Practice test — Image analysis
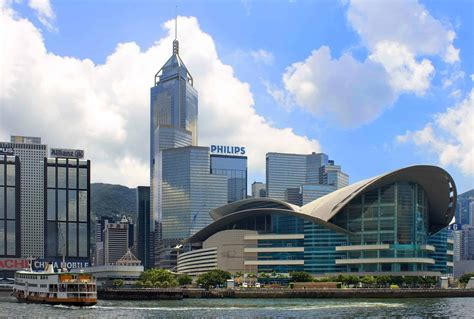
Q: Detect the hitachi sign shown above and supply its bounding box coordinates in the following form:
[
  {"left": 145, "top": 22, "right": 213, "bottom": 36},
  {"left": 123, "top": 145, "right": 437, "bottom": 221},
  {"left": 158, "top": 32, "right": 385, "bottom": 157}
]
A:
[{"left": 210, "top": 145, "right": 246, "bottom": 155}]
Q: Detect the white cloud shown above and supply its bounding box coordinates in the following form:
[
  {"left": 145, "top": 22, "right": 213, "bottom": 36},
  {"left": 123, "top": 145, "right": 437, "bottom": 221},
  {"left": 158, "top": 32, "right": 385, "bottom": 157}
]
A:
[
  {"left": 0, "top": 8, "right": 319, "bottom": 187},
  {"left": 347, "top": 0, "right": 459, "bottom": 63},
  {"left": 369, "top": 41, "right": 434, "bottom": 95},
  {"left": 268, "top": 0, "right": 460, "bottom": 127},
  {"left": 281, "top": 46, "right": 396, "bottom": 127},
  {"left": 250, "top": 49, "right": 274, "bottom": 65},
  {"left": 397, "top": 90, "right": 474, "bottom": 176},
  {"left": 28, "top": 0, "right": 56, "bottom": 31}
]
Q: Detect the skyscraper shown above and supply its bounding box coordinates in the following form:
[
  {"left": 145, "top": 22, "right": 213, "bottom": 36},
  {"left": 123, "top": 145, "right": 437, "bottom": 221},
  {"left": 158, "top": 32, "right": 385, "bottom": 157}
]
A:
[
  {"left": 44, "top": 150, "right": 91, "bottom": 263},
  {"left": 136, "top": 186, "right": 153, "bottom": 269},
  {"left": 266, "top": 152, "right": 348, "bottom": 205},
  {"left": 1, "top": 136, "right": 47, "bottom": 257},
  {"left": 210, "top": 153, "right": 247, "bottom": 202},
  {"left": 251, "top": 182, "right": 266, "bottom": 198},
  {"left": 0, "top": 153, "right": 20, "bottom": 258},
  {"left": 150, "top": 19, "right": 198, "bottom": 227}
]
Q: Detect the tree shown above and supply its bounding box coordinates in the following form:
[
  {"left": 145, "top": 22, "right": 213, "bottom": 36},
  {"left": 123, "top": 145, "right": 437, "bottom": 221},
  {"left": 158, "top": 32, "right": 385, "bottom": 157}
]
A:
[
  {"left": 137, "top": 268, "right": 179, "bottom": 288},
  {"left": 196, "top": 269, "right": 231, "bottom": 289},
  {"left": 177, "top": 274, "right": 193, "bottom": 286},
  {"left": 290, "top": 271, "right": 313, "bottom": 282},
  {"left": 113, "top": 279, "right": 124, "bottom": 288},
  {"left": 459, "top": 273, "right": 474, "bottom": 284}
]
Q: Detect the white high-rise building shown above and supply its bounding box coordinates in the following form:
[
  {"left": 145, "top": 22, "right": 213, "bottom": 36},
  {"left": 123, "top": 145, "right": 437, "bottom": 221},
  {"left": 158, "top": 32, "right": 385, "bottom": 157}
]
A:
[{"left": 4, "top": 136, "right": 47, "bottom": 257}]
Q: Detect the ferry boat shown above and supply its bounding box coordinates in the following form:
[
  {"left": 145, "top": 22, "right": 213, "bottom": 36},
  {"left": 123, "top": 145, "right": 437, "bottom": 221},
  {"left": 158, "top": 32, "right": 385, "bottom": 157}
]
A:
[{"left": 13, "top": 262, "right": 97, "bottom": 306}]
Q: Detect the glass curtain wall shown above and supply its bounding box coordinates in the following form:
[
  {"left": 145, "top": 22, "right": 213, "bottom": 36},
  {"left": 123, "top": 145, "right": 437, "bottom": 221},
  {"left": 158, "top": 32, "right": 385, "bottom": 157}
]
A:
[
  {"left": 0, "top": 155, "right": 20, "bottom": 257},
  {"left": 45, "top": 158, "right": 89, "bottom": 259}
]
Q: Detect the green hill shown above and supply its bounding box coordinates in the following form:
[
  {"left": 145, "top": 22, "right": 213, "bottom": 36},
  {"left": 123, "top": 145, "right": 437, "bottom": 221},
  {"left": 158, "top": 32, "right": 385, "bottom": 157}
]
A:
[{"left": 91, "top": 183, "right": 137, "bottom": 221}]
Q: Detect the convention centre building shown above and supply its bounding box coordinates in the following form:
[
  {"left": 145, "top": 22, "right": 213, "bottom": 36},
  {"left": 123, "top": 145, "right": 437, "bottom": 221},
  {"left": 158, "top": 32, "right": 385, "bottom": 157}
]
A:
[{"left": 177, "top": 165, "right": 455, "bottom": 277}]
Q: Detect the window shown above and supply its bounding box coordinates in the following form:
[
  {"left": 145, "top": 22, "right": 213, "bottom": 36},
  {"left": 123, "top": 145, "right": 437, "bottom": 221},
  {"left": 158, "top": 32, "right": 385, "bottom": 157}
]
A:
[
  {"left": 68, "top": 190, "right": 77, "bottom": 222},
  {"left": 47, "top": 189, "right": 56, "bottom": 221}
]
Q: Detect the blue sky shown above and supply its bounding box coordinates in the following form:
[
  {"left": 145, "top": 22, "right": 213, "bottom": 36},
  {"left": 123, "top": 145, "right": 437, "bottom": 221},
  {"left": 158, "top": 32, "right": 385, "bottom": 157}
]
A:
[{"left": 1, "top": 0, "right": 473, "bottom": 193}]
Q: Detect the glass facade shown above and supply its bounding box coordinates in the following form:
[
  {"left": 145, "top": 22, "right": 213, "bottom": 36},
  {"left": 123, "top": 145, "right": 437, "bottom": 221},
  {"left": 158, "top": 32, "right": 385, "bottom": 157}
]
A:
[
  {"left": 186, "top": 180, "right": 452, "bottom": 276},
  {"left": 137, "top": 186, "right": 153, "bottom": 269},
  {"left": 161, "top": 147, "right": 227, "bottom": 240},
  {"left": 210, "top": 154, "right": 247, "bottom": 202},
  {"left": 44, "top": 158, "right": 90, "bottom": 261},
  {"left": 266, "top": 152, "right": 348, "bottom": 205},
  {"left": 0, "top": 155, "right": 20, "bottom": 257},
  {"left": 150, "top": 41, "right": 198, "bottom": 226}
]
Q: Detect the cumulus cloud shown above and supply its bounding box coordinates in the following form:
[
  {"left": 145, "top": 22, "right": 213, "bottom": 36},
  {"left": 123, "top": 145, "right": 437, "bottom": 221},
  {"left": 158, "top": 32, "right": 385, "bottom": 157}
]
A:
[
  {"left": 0, "top": 6, "right": 319, "bottom": 187},
  {"left": 270, "top": 0, "right": 460, "bottom": 127},
  {"left": 397, "top": 90, "right": 474, "bottom": 176},
  {"left": 28, "top": 0, "right": 56, "bottom": 31},
  {"left": 369, "top": 41, "right": 434, "bottom": 95},
  {"left": 347, "top": 0, "right": 459, "bottom": 63},
  {"left": 281, "top": 46, "right": 396, "bottom": 127}
]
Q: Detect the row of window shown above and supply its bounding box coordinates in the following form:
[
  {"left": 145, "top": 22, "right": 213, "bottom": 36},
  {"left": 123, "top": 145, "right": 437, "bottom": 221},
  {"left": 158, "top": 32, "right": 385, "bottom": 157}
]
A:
[{"left": 47, "top": 166, "right": 87, "bottom": 189}]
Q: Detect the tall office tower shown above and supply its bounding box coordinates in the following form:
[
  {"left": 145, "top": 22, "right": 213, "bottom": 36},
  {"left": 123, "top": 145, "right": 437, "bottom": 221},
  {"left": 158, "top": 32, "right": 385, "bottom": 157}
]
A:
[
  {"left": 0, "top": 153, "right": 21, "bottom": 259},
  {"left": 251, "top": 182, "right": 266, "bottom": 198},
  {"left": 453, "top": 230, "right": 463, "bottom": 261},
  {"left": 1, "top": 136, "right": 47, "bottom": 257},
  {"left": 103, "top": 216, "right": 130, "bottom": 265},
  {"left": 300, "top": 184, "right": 337, "bottom": 205},
  {"left": 157, "top": 146, "right": 227, "bottom": 269},
  {"left": 44, "top": 151, "right": 91, "bottom": 263},
  {"left": 137, "top": 186, "right": 153, "bottom": 269},
  {"left": 319, "top": 161, "right": 349, "bottom": 189},
  {"left": 266, "top": 152, "right": 348, "bottom": 205},
  {"left": 95, "top": 216, "right": 114, "bottom": 244},
  {"left": 210, "top": 153, "right": 247, "bottom": 202},
  {"left": 150, "top": 20, "right": 198, "bottom": 229}
]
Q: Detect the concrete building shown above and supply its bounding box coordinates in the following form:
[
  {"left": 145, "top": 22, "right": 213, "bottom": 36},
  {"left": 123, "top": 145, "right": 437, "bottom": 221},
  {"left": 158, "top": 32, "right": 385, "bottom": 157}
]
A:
[
  {"left": 178, "top": 165, "right": 456, "bottom": 277},
  {"left": 266, "top": 152, "right": 348, "bottom": 206},
  {"left": 1, "top": 136, "right": 47, "bottom": 257},
  {"left": 251, "top": 182, "right": 266, "bottom": 198},
  {"left": 103, "top": 216, "right": 130, "bottom": 265}
]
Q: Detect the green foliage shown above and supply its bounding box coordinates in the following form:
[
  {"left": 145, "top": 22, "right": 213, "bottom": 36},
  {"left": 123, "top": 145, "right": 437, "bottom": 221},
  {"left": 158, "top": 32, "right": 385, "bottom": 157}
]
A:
[
  {"left": 459, "top": 273, "right": 474, "bottom": 284},
  {"left": 177, "top": 274, "right": 193, "bottom": 286},
  {"left": 137, "top": 268, "right": 179, "bottom": 288},
  {"left": 289, "top": 271, "right": 313, "bottom": 282},
  {"left": 112, "top": 279, "right": 124, "bottom": 288},
  {"left": 196, "top": 269, "right": 232, "bottom": 289}
]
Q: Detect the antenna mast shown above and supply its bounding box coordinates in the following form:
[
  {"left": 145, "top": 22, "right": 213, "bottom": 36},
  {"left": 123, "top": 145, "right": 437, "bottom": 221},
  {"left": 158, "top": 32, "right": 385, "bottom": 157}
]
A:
[{"left": 173, "top": 4, "right": 179, "bottom": 55}]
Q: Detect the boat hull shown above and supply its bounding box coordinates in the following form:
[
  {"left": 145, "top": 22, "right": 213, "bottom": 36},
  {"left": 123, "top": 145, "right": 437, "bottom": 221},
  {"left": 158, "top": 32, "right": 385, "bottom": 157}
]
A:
[{"left": 14, "top": 291, "right": 97, "bottom": 306}]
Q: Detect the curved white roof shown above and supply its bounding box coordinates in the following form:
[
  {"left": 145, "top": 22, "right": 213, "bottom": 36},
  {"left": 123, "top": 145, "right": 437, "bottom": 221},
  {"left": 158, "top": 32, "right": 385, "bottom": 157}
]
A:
[
  {"left": 301, "top": 165, "right": 456, "bottom": 234},
  {"left": 188, "top": 165, "right": 456, "bottom": 244}
]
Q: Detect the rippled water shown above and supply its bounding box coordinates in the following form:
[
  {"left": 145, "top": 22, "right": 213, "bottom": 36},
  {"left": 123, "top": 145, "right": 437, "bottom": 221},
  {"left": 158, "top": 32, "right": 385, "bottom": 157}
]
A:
[{"left": 1, "top": 296, "right": 473, "bottom": 318}]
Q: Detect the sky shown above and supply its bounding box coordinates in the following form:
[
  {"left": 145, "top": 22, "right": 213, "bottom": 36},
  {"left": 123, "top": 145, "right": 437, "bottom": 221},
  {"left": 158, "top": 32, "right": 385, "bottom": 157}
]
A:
[{"left": 1, "top": 0, "right": 473, "bottom": 193}]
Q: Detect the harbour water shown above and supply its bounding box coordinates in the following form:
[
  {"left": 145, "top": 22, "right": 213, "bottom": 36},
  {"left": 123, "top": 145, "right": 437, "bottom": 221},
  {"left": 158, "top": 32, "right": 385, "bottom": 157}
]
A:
[{"left": 1, "top": 296, "right": 474, "bottom": 318}]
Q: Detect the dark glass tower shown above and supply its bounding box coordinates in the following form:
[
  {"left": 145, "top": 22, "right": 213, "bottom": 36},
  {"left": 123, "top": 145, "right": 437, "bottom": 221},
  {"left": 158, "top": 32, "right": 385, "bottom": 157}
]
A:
[{"left": 137, "top": 186, "right": 153, "bottom": 269}]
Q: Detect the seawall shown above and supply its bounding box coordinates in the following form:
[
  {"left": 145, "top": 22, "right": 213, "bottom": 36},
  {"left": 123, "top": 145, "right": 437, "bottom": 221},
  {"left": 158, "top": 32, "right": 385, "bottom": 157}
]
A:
[{"left": 99, "top": 288, "right": 474, "bottom": 300}]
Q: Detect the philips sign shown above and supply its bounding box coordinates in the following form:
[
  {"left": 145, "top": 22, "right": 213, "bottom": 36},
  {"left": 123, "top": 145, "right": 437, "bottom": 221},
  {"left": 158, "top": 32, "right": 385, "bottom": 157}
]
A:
[
  {"left": 50, "top": 148, "right": 84, "bottom": 159},
  {"left": 210, "top": 145, "right": 246, "bottom": 155}
]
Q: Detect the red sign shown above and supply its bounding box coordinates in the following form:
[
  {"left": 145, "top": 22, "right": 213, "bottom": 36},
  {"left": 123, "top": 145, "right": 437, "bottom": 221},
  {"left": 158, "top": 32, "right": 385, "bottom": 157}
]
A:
[{"left": 0, "top": 258, "right": 29, "bottom": 270}]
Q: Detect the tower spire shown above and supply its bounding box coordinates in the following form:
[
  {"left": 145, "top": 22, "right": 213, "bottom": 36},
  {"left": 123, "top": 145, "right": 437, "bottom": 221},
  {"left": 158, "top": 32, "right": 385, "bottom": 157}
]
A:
[{"left": 173, "top": 4, "right": 179, "bottom": 55}]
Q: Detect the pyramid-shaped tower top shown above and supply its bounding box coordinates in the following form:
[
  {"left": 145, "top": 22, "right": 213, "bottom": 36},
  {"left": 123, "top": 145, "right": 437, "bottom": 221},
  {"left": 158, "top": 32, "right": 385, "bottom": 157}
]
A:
[{"left": 154, "top": 13, "right": 193, "bottom": 86}]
